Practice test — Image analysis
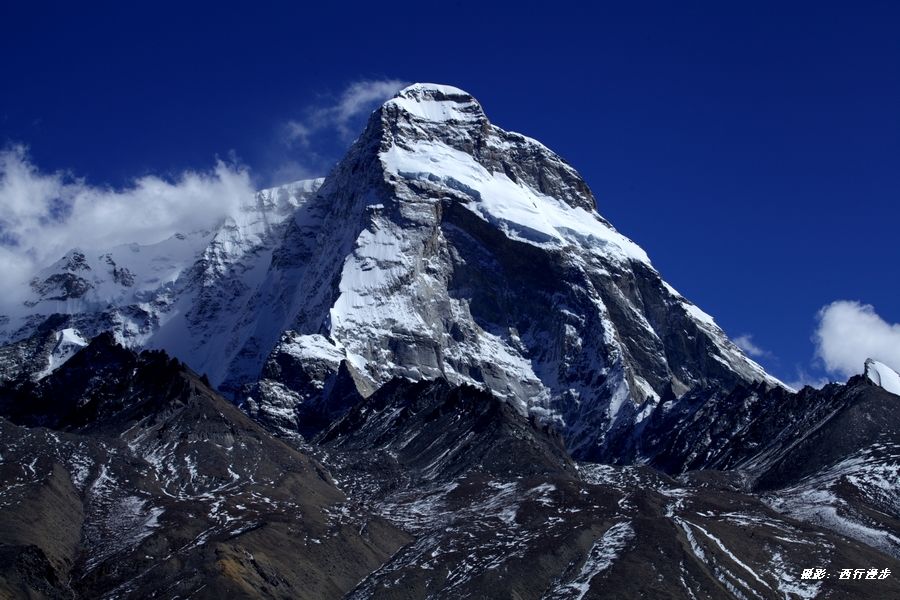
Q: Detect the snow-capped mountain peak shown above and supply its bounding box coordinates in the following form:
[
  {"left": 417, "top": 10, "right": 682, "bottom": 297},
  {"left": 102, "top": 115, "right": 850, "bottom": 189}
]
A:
[
  {"left": 864, "top": 358, "right": 900, "bottom": 396},
  {"left": 2, "top": 83, "right": 784, "bottom": 457},
  {"left": 386, "top": 83, "right": 486, "bottom": 123},
  {"left": 241, "top": 83, "right": 784, "bottom": 457}
]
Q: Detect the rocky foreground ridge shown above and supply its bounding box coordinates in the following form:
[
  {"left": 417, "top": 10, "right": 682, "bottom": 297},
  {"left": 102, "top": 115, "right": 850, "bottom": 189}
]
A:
[{"left": 0, "top": 336, "right": 898, "bottom": 598}]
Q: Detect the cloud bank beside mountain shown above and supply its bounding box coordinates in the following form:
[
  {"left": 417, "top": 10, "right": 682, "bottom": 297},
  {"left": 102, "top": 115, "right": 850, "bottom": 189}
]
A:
[
  {"left": 0, "top": 146, "right": 254, "bottom": 311},
  {"left": 814, "top": 300, "right": 900, "bottom": 379}
]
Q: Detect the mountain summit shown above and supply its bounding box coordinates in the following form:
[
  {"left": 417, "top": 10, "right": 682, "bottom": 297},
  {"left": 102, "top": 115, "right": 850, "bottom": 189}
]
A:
[
  {"left": 229, "top": 82, "right": 782, "bottom": 456},
  {"left": 1, "top": 83, "right": 781, "bottom": 457}
]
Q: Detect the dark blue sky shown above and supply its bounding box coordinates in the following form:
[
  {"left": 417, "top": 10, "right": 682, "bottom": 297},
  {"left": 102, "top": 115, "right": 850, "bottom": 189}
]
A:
[{"left": 2, "top": 1, "right": 898, "bottom": 385}]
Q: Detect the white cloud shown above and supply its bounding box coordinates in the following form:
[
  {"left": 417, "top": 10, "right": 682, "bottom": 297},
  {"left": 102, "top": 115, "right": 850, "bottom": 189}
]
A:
[
  {"left": 814, "top": 300, "right": 900, "bottom": 379},
  {"left": 0, "top": 145, "right": 255, "bottom": 311},
  {"left": 285, "top": 78, "right": 408, "bottom": 146},
  {"left": 733, "top": 334, "right": 771, "bottom": 358}
]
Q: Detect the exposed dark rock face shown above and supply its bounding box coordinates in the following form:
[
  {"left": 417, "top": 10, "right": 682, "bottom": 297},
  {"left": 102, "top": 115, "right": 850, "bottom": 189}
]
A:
[
  {"left": 629, "top": 376, "right": 899, "bottom": 486},
  {"left": 318, "top": 378, "right": 575, "bottom": 481},
  {"left": 600, "top": 372, "right": 900, "bottom": 561},
  {"left": 0, "top": 314, "right": 75, "bottom": 384},
  {"left": 309, "top": 370, "right": 900, "bottom": 599}
]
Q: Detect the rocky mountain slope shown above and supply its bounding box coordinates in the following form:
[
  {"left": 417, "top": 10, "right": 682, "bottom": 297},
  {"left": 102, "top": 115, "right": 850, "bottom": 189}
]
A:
[
  {"left": 0, "top": 335, "right": 407, "bottom": 599},
  {"left": 274, "top": 362, "right": 900, "bottom": 599},
  {"left": 620, "top": 363, "right": 900, "bottom": 559},
  {"left": 2, "top": 340, "right": 898, "bottom": 599}
]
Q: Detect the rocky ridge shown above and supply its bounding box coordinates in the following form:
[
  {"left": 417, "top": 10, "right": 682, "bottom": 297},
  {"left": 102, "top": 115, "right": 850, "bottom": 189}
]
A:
[{"left": 2, "top": 340, "right": 899, "bottom": 598}]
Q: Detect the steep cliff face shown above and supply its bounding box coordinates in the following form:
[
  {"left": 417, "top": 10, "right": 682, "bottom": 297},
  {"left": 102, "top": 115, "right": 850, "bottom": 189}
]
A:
[{"left": 242, "top": 84, "right": 780, "bottom": 456}]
